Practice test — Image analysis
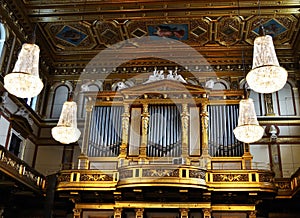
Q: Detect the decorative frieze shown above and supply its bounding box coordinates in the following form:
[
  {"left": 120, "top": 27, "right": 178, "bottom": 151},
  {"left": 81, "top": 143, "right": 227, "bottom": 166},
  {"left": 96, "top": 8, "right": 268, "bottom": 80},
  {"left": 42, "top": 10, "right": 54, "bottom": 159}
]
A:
[
  {"left": 213, "top": 174, "right": 249, "bottom": 182},
  {"left": 189, "top": 170, "right": 206, "bottom": 179},
  {"left": 142, "top": 169, "right": 179, "bottom": 177},
  {"left": 80, "top": 174, "right": 113, "bottom": 181},
  {"left": 119, "top": 170, "right": 133, "bottom": 179}
]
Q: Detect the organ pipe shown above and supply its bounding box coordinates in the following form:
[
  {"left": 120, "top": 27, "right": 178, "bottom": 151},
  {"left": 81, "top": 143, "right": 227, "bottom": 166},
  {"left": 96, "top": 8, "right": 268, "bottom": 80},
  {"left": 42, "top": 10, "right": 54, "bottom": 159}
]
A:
[
  {"left": 88, "top": 106, "right": 123, "bottom": 157},
  {"left": 208, "top": 104, "right": 243, "bottom": 157},
  {"left": 147, "top": 105, "right": 182, "bottom": 157}
]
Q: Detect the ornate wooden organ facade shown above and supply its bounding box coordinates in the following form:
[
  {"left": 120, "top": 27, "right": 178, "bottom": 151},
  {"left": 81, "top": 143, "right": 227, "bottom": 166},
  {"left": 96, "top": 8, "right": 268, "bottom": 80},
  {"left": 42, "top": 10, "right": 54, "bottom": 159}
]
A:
[
  {"left": 81, "top": 80, "right": 245, "bottom": 163},
  {"left": 57, "top": 80, "right": 276, "bottom": 218}
]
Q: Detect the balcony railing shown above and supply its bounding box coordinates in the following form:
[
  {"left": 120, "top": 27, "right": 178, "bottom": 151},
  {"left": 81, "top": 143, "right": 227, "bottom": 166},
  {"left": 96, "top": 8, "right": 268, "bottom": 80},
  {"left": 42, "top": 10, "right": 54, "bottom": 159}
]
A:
[
  {"left": 291, "top": 167, "right": 300, "bottom": 196},
  {"left": 206, "top": 170, "right": 276, "bottom": 192},
  {"left": 0, "top": 146, "right": 46, "bottom": 193},
  {"left": 117, "top": 164, "right": 206, "bottom": 189},
  {"left": 56, "top": 169, "right": 118, "bottom": 191},
  {"left": 56, "top": 165, "right": 277, "bottom": 194}
]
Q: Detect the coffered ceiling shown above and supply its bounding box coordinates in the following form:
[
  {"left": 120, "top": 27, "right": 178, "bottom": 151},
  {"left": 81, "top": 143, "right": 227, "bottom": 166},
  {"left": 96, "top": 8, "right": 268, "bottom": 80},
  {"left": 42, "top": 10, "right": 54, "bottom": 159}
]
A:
[{"left": 2, "top": 0, "right": 300, "bottom": 79}]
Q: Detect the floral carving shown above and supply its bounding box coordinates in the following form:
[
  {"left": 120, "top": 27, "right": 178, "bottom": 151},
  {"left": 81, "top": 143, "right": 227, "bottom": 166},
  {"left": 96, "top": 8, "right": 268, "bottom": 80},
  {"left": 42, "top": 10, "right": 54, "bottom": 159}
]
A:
[
  {"left": 143, "top": 169, "right": 179, "bottom": 177},
  {"left": 189, "top": 170, "right": 206, "bottom": 179},
  {"left": 276, "top": 181, "right": 291, "bottom": 190},
  {"left": 58, "top": 174, "right": 71, "bottom": 182},
  {"left": 119, "top": 170, "right": 133, "bottom": 179},
  {"left": 259, "top": 173, "right": 274, "bottom": 182},
  {"left": 80, "top": 174, "right": 113, "bottom": 181},
  {"left": 213, "top": 174, "right": 248, "bottom": 182}
]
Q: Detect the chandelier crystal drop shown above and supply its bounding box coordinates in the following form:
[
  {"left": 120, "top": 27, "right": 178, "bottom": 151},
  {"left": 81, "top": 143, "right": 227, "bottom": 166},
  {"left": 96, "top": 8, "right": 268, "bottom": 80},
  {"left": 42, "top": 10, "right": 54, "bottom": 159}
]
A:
[
  {"left": 246, "top": 35, "right": 287, "bottom": 93},
  {"left": 51, "top": 101, "right": 81, "bottom": 144},
  {"left": 4, "top": 43, "right": 43, "bottom": 98},
  {"left": 233, "top": 98, "right": 264, "bottom": 143}
]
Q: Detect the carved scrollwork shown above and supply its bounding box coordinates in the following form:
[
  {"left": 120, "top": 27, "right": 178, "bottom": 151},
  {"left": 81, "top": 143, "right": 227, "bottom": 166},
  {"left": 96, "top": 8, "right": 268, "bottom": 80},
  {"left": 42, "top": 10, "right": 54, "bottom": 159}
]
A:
[
  {"left": 80, "top": 174, "right": 113, "bottom": 181},
  {"left": 189, "top": 170, "right": 206, "bottom": 179},
  {"left": 57, "top": 174, "right": 71, "bottom": 182},
  {"left": 259, "top": 173, "right": 274, "bottom": 182},
  {"left": 119, "top": 170, "right": 133, "bottom": 179},
  {"left": 276, "top": 181, "right": 291, "bottom": 190},
  {"left": 0, "top": 148, "right": 45, "bottom": 188},
  {"left": 143, "top": 169, "right": 179, "bottom": 177},
  {"left": 213, "top": 173, "right": 248, "bottom": 182},
  {"left": 2, "top": 156, "right": 21, "bottom": 172}
]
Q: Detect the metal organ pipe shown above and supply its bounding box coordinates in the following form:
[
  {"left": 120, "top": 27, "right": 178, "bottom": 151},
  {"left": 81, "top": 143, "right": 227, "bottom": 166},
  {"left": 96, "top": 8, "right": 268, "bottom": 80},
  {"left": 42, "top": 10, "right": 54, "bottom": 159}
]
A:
[
  {"left": 147, "top": 105, "right": 182, "bottom": 157},
  {"left": 208, "top": 104, "right": 243, "bottom": 157},
  {"left": 88, "top": 106, "right": 123, "bottom": 157}
]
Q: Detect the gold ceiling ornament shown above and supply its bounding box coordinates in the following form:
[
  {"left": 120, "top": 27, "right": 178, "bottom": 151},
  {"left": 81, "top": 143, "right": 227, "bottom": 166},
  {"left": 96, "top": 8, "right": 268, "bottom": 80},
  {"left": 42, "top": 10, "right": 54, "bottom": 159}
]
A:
[
  {"left": 51, "top": 101, "right": 81, "bottom": 144},
  {"left": 233, "top": 98, "right": 264, "bottom": 144},
  {"left": 4, "top": 43, "right": 44, "bottom": 98},
  {"left": 246, "top": 27, "right": 288, "bottom": 94}
]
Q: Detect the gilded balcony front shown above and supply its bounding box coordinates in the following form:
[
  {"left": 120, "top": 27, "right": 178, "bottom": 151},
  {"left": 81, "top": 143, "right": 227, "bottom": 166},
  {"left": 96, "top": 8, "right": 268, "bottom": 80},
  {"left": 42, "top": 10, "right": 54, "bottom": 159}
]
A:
[
  {"left": 0, "top": 146, "right": 46, "bottom": 193},
  {"left": 56, "top": 168, "right": 277, "bottom": 194},
  {"left": 117, "top": 164, "right": 206, "bottom": 189}
]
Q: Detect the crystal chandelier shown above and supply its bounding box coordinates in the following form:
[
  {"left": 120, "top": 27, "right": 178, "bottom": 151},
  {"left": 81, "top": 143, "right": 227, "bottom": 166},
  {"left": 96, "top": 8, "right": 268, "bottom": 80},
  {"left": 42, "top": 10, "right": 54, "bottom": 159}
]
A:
[
  {"left": 4, "top": 43, "right": 44, "bottom": 98},
  {"left": 246, "top": 31, "right": 287, "bottom": 94},
  {"left": 233, "top": 98, "right": 264, "bottom": 143},
  {"left": 51, "top": 101, "right": 81, "bottom": 144}
]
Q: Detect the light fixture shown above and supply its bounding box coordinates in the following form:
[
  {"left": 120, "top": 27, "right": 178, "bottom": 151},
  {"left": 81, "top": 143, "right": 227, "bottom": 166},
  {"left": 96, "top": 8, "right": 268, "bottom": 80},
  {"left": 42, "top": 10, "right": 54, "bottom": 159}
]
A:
[
  {"left": 269, "top": 125, "right": 278, "bottom": 141},
  {"left": 51, "top": 101, "right": 81, "bottom": 144},
  {"left": 246, "top": 27, "right": 287, "bottom": 93},
  {"left": 233, "top": 98, "right": 264, "bottom": 143},
  {"left": 4, "top": 43, "right": 43, "bottom": 98}
]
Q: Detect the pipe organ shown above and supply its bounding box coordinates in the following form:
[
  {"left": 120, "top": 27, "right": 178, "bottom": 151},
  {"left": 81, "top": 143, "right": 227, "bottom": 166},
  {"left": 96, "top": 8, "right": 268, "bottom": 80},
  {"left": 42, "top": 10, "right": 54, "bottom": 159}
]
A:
[
  {"left": 84, "top": 81, "right": 246, "bottom": 162},
  {"left": 88, "top": 106, "right": 124, "bottom": 157},
  {"left": 86, "top": 104, "right": 243, "bottom": 159},
  {"left": 64, "top": 82, "right": 278, "bottom": 218},
  {"left": 208, "top": 104, "right": 244, "bottom": 157}
]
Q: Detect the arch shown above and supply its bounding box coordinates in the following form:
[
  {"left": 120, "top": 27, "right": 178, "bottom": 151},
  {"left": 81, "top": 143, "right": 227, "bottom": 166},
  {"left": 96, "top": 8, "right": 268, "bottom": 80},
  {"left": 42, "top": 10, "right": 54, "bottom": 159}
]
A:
[
  {"left": 78, "top": 80, "right": 103, "bottom": 118},
  {"left": 206, "top": 78, "right": 230, "bottom": 90},
  {"left": 111, "top": 80, "right": 135, "bottom": 91},
  {"left": 81, "top": 80, "right": 103, "bottom": 92},
  {"left": 50, "top": 81, "right": 73, "bottom": 92},
  {"left": 48, "top": 81, "right": 73, "bottom": 119}
]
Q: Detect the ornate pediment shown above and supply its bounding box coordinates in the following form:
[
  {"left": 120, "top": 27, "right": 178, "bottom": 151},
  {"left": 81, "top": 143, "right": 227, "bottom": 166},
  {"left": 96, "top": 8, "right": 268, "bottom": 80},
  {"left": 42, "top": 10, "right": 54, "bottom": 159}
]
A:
[{"left": 119, "top": 79, "right": 208, "bottom": 98}]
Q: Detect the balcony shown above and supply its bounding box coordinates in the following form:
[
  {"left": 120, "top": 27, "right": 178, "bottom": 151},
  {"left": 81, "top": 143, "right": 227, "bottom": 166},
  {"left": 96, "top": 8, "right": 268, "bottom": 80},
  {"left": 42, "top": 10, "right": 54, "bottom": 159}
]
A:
[
  {"left": 207, "top": 170, "right": 276, "bottom": 193},
  {"left": 118, "top": 164, "right": 206, "bottom": 189},
  {"left": 56, "top": 169, "right": 118, "bottom": 191},
  {"left": 0, "top": 146, "right": 46, "bottom": 194},
  {"left": 56, "top": 165, "right": 277, "bottom": 195}
]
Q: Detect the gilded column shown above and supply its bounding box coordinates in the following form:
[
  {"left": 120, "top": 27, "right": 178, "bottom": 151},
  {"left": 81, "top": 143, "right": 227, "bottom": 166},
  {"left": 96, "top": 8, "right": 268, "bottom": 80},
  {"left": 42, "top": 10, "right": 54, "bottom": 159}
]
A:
[
  {"left": 78, "top": 99, "right": 93, "bottom": 169},
  {"left": 181, "top": 102, "right": 189, "bottom": 161},
  {"left": 114, "top": 208, "right": 123, "bottom": 218},
  {"left": 200, "top": 101, "right": 211, "bottom": 169},
  {"left": 242, "top": 143, "right": 253, "bottom": 170},
  {"left": 202, "top": 208, "right": 211, "bottom": 218},
  {"left": 139, "top": 104, "right": 149, "bottom": 159},
  {"left": 135, "top": 208, "right": 144, "bottom": 218},
  {"left": 180, "top": 208, "right": 189, "bottom": 218},
  {"left": 264, "top": 93, "right": 275, "bottom": 116},
  {"left": 119, "top": 103, "right": 130, "bottom": 158}
]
